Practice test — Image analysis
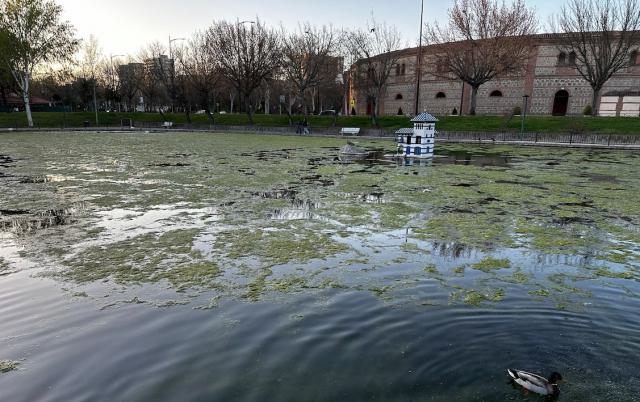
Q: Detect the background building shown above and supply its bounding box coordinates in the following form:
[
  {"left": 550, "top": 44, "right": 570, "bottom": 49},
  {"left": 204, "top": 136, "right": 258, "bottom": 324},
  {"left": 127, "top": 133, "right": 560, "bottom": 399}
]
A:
[{"left": 350, "top": 33, "right": 640, "bottom": 117}]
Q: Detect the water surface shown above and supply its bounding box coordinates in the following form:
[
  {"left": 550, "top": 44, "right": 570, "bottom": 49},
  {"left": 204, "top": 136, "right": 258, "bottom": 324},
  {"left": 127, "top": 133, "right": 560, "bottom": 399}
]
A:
[{"left": 1, "top": 132, "right": 639, "bottom": 401}]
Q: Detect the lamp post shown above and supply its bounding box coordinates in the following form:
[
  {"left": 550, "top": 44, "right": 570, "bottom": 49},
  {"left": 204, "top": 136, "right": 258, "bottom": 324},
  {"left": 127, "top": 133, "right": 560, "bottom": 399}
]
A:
[
  {"left": 168, "top": 36, "right": 186, "bottom": 113},
  {"left": 415, "top": 0, "right": 425, "bottom": 116},
  {"left": 521, "top": 94, "right": 530, "bottom": 136}
]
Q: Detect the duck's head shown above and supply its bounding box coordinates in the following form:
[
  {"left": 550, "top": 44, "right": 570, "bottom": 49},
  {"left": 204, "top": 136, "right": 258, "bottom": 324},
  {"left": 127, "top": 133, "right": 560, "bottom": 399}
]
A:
[{"left": 548, "top": 372, "right": 563, "bottom": 384}]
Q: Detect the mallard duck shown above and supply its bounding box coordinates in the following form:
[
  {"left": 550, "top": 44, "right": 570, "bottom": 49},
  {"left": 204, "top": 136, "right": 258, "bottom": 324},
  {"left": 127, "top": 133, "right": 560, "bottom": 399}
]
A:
[{"left": 508, "top": 369, "right": 563, "bottom": 397}]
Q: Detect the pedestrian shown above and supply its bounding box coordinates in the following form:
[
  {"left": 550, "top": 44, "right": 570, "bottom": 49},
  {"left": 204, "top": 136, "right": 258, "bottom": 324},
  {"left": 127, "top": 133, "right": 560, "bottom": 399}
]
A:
[{"left": 303, "top": 118, "right": 309, "bottom": 135}]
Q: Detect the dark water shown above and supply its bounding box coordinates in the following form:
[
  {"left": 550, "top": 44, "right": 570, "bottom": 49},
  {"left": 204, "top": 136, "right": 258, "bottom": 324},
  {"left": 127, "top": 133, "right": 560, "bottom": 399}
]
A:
[{"left": 1, "top": 132, "right": 639, "bottom": 401}]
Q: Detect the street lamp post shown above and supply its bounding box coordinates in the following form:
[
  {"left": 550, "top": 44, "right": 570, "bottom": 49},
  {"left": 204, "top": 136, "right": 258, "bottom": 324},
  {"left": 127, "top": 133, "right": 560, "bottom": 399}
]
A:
[
  {"left": 168, "top": 36, "right": 186, "bottom": 113},
  {"left": 521, "top": 94, "right": 530, "bottom": 136},
  {"left": 415, "top": 0, "right": 425, "bottom": 116}
]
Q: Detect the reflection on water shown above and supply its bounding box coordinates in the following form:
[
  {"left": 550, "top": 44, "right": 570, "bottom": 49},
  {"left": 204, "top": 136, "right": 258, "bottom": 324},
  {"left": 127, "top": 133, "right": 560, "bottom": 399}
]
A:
[{"left": 434, "top": 150, "right": 511, "bottom": 167}]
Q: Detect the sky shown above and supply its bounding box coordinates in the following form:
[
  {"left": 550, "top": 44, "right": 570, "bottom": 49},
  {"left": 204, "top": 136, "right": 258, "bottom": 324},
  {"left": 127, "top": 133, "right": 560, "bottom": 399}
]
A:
[{"left": 58, "top": 0, "right": 559, "bottom": 56}]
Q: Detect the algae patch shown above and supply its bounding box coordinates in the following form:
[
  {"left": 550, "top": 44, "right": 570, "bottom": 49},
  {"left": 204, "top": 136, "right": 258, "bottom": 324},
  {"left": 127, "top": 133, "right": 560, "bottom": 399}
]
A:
[
  {"left": 471, "top": 257, "right": 511, "bottom": 273},
  {"left": 450, "top": 288, "right": 506, "bottom": 306},
  {"left": 0, "top": 360, "right": 19, "bottom": 373}
]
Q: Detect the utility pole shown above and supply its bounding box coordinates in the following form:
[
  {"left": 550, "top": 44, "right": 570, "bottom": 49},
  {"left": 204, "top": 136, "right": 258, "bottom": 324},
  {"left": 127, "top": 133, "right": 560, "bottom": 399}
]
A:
[{"left": 414, "top": 0, "right": 425, "bottom": 115}]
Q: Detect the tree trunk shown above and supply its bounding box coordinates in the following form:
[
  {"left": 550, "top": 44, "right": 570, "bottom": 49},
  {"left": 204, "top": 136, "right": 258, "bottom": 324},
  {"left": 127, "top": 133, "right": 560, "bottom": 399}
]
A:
[
  {"left": 300, "top": 89, "right": 308, "bottom": 116},
  {"left": 469, "top": 85, "right": 479, "bottom": 116},
  {"left": 230, "top": 93, "right": 235, "bottom": 114},
  {"left": 591, "top": 86, "right": 601, "bottom": 116},
  {"left": 22, "top": 72, "right": 33, "bottom": 127},
  {"left": 246, "top": 98, "right": 254, "bottom": 125},
  {"left": 371, "top": 97, "right": 379, "bottom": 128}
]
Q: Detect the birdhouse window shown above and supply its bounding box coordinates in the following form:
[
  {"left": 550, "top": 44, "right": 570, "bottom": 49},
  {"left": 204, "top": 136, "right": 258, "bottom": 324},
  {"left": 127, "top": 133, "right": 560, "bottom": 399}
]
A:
[{"left": 436, "top": 92, "right": 446, "bottom": 99}]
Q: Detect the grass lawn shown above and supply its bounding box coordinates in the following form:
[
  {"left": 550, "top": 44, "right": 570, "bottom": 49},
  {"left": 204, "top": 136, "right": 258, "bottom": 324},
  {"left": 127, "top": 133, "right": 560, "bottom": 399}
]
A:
[{"left": 1, "top": 111, "right": 639, "bottom": 134}]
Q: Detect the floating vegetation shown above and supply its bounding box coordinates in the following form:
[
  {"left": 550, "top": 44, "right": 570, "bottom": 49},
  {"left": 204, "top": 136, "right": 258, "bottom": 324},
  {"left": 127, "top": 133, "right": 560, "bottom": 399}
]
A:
[
  {"left": 0, "top": 132, "right": 638, "bottom": 309},
  {"left": 592, "top": 267, "right": 635, "bottom": 280},
  {"left": 0, "top": 360, "right": 19, "bottom": 373},
  {"left": 471, "top": 257, "right": 511, "bottom": 273},
  {"left": 450, "top": 288, "right": 506, "bottom": 306},
  {"left": 0, "top": 205, "right": 83, "bottom": 234}
]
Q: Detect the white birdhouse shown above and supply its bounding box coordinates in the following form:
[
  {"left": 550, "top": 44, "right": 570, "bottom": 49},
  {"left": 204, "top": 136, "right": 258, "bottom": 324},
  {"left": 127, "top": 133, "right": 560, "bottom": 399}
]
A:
[{"left": 395, "top": 112, "right": 438, "bottom": 158}]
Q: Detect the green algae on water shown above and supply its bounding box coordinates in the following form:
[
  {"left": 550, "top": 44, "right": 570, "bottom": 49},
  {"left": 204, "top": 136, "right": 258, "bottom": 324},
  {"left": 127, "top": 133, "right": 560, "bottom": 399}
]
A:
[
  {"left": 450, "top": 288, "right": 506, "bottom": 306},
  {"left": 471, "top": 257, "right": 511, "bottom": 273}
]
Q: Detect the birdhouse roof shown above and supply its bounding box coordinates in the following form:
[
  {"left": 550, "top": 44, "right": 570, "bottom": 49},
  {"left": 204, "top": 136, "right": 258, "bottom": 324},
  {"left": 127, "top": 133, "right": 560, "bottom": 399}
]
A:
[
  {"left": 411, "top": 112, "right": 439, "bottom": 123},
  {"left": 395, "top": 128, "right": 414, "bottom": 134}
]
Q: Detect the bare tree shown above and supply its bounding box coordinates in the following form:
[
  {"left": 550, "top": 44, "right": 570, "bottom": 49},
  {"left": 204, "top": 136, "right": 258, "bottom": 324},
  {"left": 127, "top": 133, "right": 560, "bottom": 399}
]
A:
[
  {"left": 176, "top": 31, "right": 221, "bottom": 123},
  {"left": 0, "top": 0, "right": 78, "bottom": 126},
  {"left": 0, "top": 27, "right": 16, "bottom": 110},
  {"left": 425, "top": 0, "right": 537, "bottom": 115},
  {"left": 553, "top": 0, "right": 640, "bottom": 115},
  {"left": 118, "top": 58, "right": 143, "bottom": 112},
  {"left": 208, "top": 20, "right": 281, "bottom": 125},
  {"left": 281, "top": 23, "right": 338, "bottom": 116},
  {"left": 345, "top": 20, "right": 403, "bottom": 127},
  {"left": 138, "top": 43, "right": 170, "bottom": 114},
  {"left": 80, "top": 35, "right": 103, "bottom": 124}
]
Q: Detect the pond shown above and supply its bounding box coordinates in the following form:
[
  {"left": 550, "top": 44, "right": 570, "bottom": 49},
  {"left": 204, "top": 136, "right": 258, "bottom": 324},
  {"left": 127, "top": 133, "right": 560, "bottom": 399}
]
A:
[{"left": 1, "top": 132, "right": 639, "bottom": 401}]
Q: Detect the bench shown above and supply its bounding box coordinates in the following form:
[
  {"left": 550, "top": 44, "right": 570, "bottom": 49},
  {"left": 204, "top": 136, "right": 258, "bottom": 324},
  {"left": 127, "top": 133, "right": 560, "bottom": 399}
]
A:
[
  {"left": 162, "top": 122, "right": 174, "bottom": 129},
  {"left": 340, "top": 127, "right": 361, "bottom": 136}
]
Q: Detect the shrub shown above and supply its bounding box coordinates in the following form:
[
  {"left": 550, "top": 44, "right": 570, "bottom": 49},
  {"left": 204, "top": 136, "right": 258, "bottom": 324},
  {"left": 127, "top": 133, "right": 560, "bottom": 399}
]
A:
[{"left": 583, "top": 104, "right": 593, "bottom": 116}]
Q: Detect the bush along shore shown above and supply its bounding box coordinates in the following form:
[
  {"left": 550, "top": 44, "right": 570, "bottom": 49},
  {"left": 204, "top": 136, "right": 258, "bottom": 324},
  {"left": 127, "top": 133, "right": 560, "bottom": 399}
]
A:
[{"left": 1, "top": 112, "right": 640, "bottom": 135}]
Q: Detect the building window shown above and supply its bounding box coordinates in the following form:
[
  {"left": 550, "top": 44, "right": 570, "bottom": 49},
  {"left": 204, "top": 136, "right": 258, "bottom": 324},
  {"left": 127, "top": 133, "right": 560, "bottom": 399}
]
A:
[
  {"left": 568, "top": 52, "right": 577, "bottom": 65},
  {"left": 401, "top": 64, "right": 406, "bottom": 75},
  {"left": 415, "top": 147, "right": 422, "bottom": 156},
  {"left": 435, "top": 92, "right": 446, "bottom": 99},
  {"left": 630, "top": 50, "right": 638, "bottom": 66},
  {"left": 558, "top": 52, "right": 567, "bottom": 66},
  {"left": 396, "top": 94, "right": 403, "bottom": 100},
  {"left": 416, "top": 136, "right": 422, "bottom": 144},
  {"left": 396, "top": 64, "right": 401, "bottom": 76},
  {"left": 490, "top": 90, "right": 503, "bottom": 97}
]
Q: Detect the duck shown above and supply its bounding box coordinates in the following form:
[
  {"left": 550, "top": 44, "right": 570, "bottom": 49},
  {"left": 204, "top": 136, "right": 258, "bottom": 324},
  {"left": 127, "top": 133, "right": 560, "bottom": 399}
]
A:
[{"left": 507, "top": 369, "right": 563, "bottom": 397}]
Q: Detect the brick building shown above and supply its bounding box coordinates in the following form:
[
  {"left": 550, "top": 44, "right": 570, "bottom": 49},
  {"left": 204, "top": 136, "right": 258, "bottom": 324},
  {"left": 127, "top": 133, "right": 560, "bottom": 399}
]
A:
[{"left": 349, "top": 33, "right": 640, "bottom": 117}]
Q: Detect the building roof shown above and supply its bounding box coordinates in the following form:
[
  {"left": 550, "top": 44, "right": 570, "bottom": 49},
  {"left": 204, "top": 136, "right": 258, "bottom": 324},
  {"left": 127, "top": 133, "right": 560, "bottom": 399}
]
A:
[
  {"left": 411, "top": 112, "right": 439, "bottom": 123},
  {"left": 395, "top": 128, "right": 414, "bottom": 134},
  {"left": 6, "top": 94, "right": 51, "bottom": 106}
]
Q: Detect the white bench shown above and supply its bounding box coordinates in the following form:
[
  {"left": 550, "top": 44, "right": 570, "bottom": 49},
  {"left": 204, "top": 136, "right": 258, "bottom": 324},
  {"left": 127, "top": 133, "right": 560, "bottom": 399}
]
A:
[
  {"left": 340, "top": 127, "right": 361, "bottom": 136},
  {"left": 162, "top": 122, "right": 174, "bottom": 129}
]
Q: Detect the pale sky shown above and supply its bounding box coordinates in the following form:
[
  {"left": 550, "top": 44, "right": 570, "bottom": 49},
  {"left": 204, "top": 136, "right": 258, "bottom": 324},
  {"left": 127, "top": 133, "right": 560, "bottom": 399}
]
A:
[{"left": 58, "top": 0, "right": 559, "bottom": 56}]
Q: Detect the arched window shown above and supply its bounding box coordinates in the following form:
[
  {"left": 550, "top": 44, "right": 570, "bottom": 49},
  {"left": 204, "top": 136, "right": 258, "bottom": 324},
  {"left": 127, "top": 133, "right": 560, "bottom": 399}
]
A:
[
  {"left": 401, "top": 64, "right": 406, "bottom": 75},
  {"left": 568, "top": 52, "right": 577, "bottom": 65},
  {"left": 558, "top": 52, "right": 567, "bottom": 66},
  {"left": 435, "top": 92, "right": 447, "bottom": 99},
  {"left": 490, "top": 90, "right": 503, "bottom": 97},
  {"left": 395, "top": 93, "right": 403, "bottom": 100},
  {"left": 630, "top": 50, "right": 638, "bottom": 66},
  {"left": 396, "top": 64, "right": 401, "bottom": 76}
]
